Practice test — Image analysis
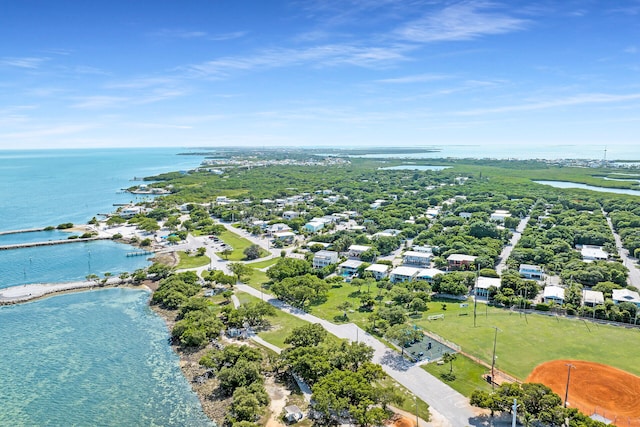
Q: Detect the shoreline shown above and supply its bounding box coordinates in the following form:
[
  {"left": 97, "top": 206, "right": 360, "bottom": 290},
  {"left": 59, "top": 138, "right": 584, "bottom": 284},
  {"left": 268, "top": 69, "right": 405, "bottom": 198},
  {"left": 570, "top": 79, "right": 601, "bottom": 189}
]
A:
[{"left": 0, "top": 279, "right": 151, "bottom": 306}]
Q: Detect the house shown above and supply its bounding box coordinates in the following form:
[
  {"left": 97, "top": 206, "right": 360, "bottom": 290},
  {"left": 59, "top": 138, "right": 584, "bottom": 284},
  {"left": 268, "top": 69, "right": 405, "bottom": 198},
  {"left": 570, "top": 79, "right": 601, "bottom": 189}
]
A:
[
  {"left": 307, "top": 241, "right": 331, "bottom": 249},
  {"left": 348, "top": 245, "right": 371, "bottom": 258},
  {"left": 425, "top": 207, "right": 440, "bottom": 218},
  {"left": 339, "top": 259, "right": 363, "bottom": 276},
  {"left": 365, "top": 263, "right": 389, "bottom": 280},
  {"left": 447, "top": 254, "right": 477, "bottom": 270},
  {"left": 312, "top": 250, "right": 339, "bottom": 269},
  {"left": 415, "top": 268, "right": 445, "bottom": 283},
  {"left": 582, "top": 290, "right": 604, "bottom": 307},
  {"left": 284, "top": 405, "right": 304, "bottom": 423},
  {"left": 304, "top": 221, "right": 324, "bottom": 233},
  {"left": 490, "top": 210, "right": 512, "bottom": 222},
  {"left": 119, "top": 205, "right": 144, "bottom": 219},
  {"left": 268, "top": 223, "right": 292, "bottom": 235},
  {"left": 543, "top": 285, "right": 565, "bottom": 305},
  {"left": 273, "top": 231, "right": 295, "bottom": 243},
  {"left": 390, "top": 266, "right": 420, "bottom": 283},
  {"left": 402, "top": 251, "right": 432, "bottom": 267},
  {"left": 612, "top": 289, "right": 640, "bottom": 308},
  {"left": 459, "top": 212, "right": 473, "bottom": 219},
  {"left": 475, "top": 277, "right": 502, "bottom": 298},
  {"left": 282, "top": 211, "right": 299, "bottom": 220},
  {"left": 411, "top": 245, "right": 434, "bottom": 254},
  {"left": 519, "top": 264, "right": 544, "bottom": 280},
  {"left": 581, "top": 245, "right": 608, "bottom": 261}
]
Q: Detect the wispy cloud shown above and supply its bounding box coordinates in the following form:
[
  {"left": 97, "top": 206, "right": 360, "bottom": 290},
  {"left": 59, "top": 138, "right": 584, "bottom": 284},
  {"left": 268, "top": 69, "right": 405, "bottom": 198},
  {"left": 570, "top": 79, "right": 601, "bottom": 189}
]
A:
[
  {"left": 0, "top": 124, "right": 96, "bottom": 139},
  {"left": 395, "top": 1, "right": 528, "bottom": 43},
  {"left": 71, "top": 96, "right": 129, "bottom": 109},
  {"left": 150, "top": 29, "right": 247, "bottom": 41},
  {"left": 185, "top": 43, "right": 412, "bottom": 77},
  {"left": 375, "top": 73, "right": 451, "bottom": 84},
  {"left": 0, "top": 56, "right": 50, "bottom": 69},
  {"left": 456, "top": 92, "right": 640, "bottom": 116}
]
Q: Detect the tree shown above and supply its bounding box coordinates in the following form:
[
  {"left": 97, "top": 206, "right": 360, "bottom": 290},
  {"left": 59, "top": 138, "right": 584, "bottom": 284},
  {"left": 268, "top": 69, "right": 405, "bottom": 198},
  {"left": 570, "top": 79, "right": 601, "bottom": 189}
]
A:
[
  {"left": 266, "top": 257, "right": 311, "bottom": 282},
  {"left": 221, "top": 247, "right": 233, "bottom": 260},
  {"left": 196, "top": 246, "right": 206, "bottom": 256},
  {"left": 385, "top": 324, "right": 422, "bottom": 356},
  {"left": 337, "top": 301, "right": 353, "bottom": 320},
  {"left": 217, "top": 359, "right": 263, "bottom": 395},
  {"left": 284, "top": 323, "right": 328, "bottom": 348},
  {"left": 243, "top": 244, "right": 261, "bottom": 260},
  {"left": 228, "top": 262, "right": 253, "bottom": 285},
  {"left": 442, "top": 352, "right": 457, "bottom": 374}
]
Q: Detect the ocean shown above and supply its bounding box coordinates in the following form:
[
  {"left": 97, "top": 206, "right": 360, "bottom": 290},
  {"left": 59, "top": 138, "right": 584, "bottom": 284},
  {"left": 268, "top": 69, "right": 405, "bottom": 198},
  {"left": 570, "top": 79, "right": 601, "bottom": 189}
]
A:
[{"left": 0, "top": 148, "right": 211, "bottom": 426}]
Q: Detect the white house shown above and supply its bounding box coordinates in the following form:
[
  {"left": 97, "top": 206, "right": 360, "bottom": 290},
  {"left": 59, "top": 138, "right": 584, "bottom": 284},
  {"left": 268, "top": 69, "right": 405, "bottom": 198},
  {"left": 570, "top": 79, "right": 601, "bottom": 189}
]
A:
[
  {"left": 581, "top": 245, "right": 608, "bottom": 261},
  {"left": 282, "top": 211, "right": 299, "bottom": 220},
  {"left": 365, "top": 263, "right": 389, "bottom": 280},
  {"left": 273, "top": 231, "right": 295, "bottom": 243},
  {"left": 312, "top": 250, "right": 339, "bottom": 269},
  {"left": 459, "top": 212, "right": 473, "bottom": 219},
  {"left": 519, "top": 264, "right": 544, "bottom": 280},
  {"left": 582, "top": 290, "right": 604, "bottom": 307},
  {"left": 475, "top": 277, "right": 502, "bottom": 298},
  {"left": 339, "top": 259, "right": 363, "bottom": 276},
  {"left": 348, "top": 245, "right": 371, "bottom": 258},
  {"left": 402, "top": 251, "right": 432, "bottom": 267},
  {"left": 390, "top": 266, "right": 420, "bottom": 283},
  {"left": 412, "top": 245, "right": 434, "bottom": 254},
  {"left": 119, "top": 205, "right": 144, "bottom": 219},
  {"left": 416, "top": 268, "right": 445, "bottom": 283},
  {"left": 543, "top": 285, "right": 565, "bottom": 305},
  {"left": 612, "top": 289, "right": 640, "bottom": 307},
  {"left": 490, "top": 209, "right": 512, "bottom": 222},
  {"left": 268, "top": 223, "right": 292, "bottom": 235},
  {"left": 284, "top": 405, "right": 304, "bottom": 423}
]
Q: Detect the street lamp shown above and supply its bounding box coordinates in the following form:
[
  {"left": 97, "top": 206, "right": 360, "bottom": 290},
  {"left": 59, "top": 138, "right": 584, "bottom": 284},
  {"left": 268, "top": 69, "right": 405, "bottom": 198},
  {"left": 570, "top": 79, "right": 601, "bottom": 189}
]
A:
[
  {"left": 564, "top": 363, "right": 576, "bottom": 407},
  {"left": 414, "top": 395, "right": 419, "bottom": 427}
]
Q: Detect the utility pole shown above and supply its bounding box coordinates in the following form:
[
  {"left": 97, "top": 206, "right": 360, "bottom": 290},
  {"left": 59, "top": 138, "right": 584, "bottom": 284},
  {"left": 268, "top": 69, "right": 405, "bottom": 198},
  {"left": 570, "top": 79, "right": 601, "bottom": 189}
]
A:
[
  {"left": 564, "top": 363, "right": 576, "bottom": 407},
  {"left": 512, "top": 399, "right": 519, "bottom": 427},
  {"left": 414, "top": 395, "right": 419, "bottom": 427},
  {"left": 473, "top": 269, "right": 478, "bottom": 327},
  {"left": 491, "top": 326, "right": 499, "bottom": 390}
]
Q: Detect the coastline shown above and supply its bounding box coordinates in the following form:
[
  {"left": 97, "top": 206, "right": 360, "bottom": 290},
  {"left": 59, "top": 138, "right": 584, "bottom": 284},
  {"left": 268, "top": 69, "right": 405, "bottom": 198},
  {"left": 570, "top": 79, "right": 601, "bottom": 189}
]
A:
[{"left": 0, "top": 279, "right": 150, "bottom": 306}]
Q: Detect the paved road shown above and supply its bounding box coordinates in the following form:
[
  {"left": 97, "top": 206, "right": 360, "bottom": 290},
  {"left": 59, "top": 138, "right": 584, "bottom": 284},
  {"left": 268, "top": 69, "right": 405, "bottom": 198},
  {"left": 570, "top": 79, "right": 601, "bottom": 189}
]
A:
[
  {"left": 236, "top": 284, "right": 482, "bottom": 427},
  {"left": 604, "top": 211, "right": 640, "bottom": 288},
  {"left": 496, "top": 216, "right": 530, "bottom": 274}
]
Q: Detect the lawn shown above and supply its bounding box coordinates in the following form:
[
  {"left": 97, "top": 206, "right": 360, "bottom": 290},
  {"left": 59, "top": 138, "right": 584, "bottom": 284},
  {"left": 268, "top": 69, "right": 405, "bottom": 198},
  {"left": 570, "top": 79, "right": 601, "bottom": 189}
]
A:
[
  {"left": 414, "top": 304, "right": 640, "bottom": 379},
  {"left": 422, "top": 354, "right": 492, "bottom": 397},
  {"left": 307, "top": 280, "right": 384, "bottom": 325},
  {"left": 216, "top": 229, "right": 269, "bottom": 261},
  {"left": 175, "top": 251, "right": 210, "bottom": 269},
  {"left": 245, "top": 257, "right": 279, "bottom": 269}
]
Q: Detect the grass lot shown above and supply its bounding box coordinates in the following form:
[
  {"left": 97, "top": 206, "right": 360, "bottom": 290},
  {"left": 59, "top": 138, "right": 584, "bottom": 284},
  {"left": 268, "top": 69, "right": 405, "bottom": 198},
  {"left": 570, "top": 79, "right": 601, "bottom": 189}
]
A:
[
  {"left": 422, "top": 355, "right": 492, "bottom": 397},
  {"left": 308, "top": 281, "right": 383, "bottom": 325},
  {"left": 379, "top": 377, "right": 430, "bottom": 421},
  {"left": 216, "top": 229, "right": 269, "bottom": 261},
  {"left": 175, "top": 251, "right": 210, "bottom": 269},
  {"left": 413, "top": 303, "right": 640, "bottom": 379},
  {"left": 245, "top": 257, "right": 279, "bottom": 269}
]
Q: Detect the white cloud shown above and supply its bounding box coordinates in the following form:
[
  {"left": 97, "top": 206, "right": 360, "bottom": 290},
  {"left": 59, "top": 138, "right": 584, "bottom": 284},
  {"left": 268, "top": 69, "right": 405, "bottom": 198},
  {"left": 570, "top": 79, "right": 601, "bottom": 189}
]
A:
[
  {"left": 0, "top": 56, "right": 50, "bottom": 69},
  {"left": 375, "top": 73, "right": 451, "bottom": 84},
  {"left": 71, "top": 96, "right": 129, "bottom": 109},
  {"left": 456, "top": 92, "right": 640, "bottom": 116},
  {"left": 395, "top": 1, "right": 528, "bottom": 43}
]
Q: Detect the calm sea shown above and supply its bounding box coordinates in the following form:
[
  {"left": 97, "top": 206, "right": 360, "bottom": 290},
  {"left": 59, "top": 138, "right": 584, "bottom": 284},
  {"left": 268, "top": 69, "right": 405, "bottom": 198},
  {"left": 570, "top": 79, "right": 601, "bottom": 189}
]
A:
[
  {"left": 0, "top": 148, "right": 211, "bottom": 426},
  {"left": 0, "top": 289, "right": 212, "bottom": 426}
]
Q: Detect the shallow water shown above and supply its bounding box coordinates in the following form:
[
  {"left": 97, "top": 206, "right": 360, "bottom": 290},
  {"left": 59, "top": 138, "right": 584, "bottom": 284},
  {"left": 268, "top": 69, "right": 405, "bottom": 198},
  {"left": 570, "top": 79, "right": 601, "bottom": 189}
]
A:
[{"left": 0, "top": 288, "right": 213, "bottom": 426}]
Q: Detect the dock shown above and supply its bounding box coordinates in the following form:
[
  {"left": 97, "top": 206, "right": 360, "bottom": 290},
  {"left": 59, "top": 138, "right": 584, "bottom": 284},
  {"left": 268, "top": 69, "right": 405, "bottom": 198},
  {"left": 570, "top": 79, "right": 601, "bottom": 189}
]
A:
[
  {"left": 126, "top": 250, "right": 154, "bottom": 257},
  {"left": 0, "top": 228, "right": 46, "bottom": 236},
  {"left": 0, "top": 236, "right": 109, "bottom": 251}
]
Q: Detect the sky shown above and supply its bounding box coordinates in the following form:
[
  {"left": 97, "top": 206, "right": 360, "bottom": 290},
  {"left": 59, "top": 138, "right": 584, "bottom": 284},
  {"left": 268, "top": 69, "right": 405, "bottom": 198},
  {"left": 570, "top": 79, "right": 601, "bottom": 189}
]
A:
[{"left": 1, "top": 0, "right": 640, "bottom": 152}]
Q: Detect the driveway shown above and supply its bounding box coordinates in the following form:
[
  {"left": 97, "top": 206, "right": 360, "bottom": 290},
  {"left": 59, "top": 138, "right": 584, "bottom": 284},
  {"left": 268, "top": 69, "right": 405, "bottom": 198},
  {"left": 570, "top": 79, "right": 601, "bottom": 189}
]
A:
[{"left": 236, "top": 284, "right": 481, "bottom": 427}]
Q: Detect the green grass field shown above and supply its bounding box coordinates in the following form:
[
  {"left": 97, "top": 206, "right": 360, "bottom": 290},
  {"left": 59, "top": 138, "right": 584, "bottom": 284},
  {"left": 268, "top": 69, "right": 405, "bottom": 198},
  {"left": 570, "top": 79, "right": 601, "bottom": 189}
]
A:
[
  {"left": 216, "top": 229, "right": 269, "bottom": 261},
  {"left": 414, "top": 303, "right": 640, "bottom": 379},
  {"left": 245, "top": 257, "right": 279, "bottom": 269},
  {"left": 422, "top": 354, "right": 492, "bottom": 397},
  {"left": 175, "top": 251, "right": 210, "bottom": 269}
]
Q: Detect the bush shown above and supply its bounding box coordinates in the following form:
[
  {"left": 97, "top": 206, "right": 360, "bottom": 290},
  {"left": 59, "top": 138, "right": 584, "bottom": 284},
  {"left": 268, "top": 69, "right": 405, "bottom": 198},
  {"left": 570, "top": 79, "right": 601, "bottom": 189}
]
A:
[
  {"left": 57, "top": 222, "right": 74, "bottom": 229},
  {"left": 535, "top": 303, "right": 551, "bottom": 311},
  {"left": 44, "top": 226, "right": 55, "bottom": 231},
  {"left": 112, "top": 233, "right": 123, "bottom": 239}
]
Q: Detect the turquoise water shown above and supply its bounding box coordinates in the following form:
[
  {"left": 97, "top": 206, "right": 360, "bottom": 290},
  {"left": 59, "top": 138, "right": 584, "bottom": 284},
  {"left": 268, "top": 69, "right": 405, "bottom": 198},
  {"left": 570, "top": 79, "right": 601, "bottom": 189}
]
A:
[
  {"left": 0, "top": 229, "right": 72, "bottom": 245},
  {"left": 0, "top": 148, "right": 201, "bottom": 232},
  {"left": 534, "top": 180, "right": 640, "bottom": 197},
  {"left": 0, "top": 288, "right": 213, "bottom": 426},
  {"left": 0, "top": 240, "right": 151, "bottom": 289}
]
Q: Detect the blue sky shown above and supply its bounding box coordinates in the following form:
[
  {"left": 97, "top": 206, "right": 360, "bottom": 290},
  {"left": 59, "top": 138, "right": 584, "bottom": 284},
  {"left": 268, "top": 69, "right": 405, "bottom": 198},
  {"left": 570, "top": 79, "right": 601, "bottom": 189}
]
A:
[{"left": 1, "top": 0, "right": 640, "bottom": 152}]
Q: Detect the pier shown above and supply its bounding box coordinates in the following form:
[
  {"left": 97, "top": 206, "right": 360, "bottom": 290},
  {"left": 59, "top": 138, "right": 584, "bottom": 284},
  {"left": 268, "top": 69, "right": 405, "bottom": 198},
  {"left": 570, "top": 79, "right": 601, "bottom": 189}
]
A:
[
  {"left": 0, "top": 236, "right": 109, "bottom": 251},
  {"left": 0, "top": 228, "right": 46, "bottom": 236},
  {"left": 126, "top": 250, "right": 154, "bottom": 257}
]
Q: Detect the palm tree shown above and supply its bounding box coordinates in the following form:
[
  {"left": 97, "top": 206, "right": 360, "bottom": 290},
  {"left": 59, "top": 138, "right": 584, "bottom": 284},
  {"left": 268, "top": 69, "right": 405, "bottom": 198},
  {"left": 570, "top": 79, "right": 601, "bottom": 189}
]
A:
[{"left": 442, "top": 352, "right": 457, "bottom": 374}]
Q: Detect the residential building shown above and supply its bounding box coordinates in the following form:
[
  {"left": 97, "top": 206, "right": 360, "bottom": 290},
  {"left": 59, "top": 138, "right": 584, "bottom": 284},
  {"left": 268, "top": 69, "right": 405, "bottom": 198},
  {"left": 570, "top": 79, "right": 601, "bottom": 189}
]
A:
[
  {"left": 339, "top": 259, "right": 363, "bottom": 276},
  {"left": 303, "top": 221, "right": 324, "bottom": 233},
  {"left": 612, "top": 289, "right": 640, "bottom": 308},
  {"left": 273, "top": 231, "right": 295, "bottom": 243},
  {"left": 390, "top": 266, "right": 420, "bottom": 283},
  {"left": 582, "top": 290, "right": 604, "bottom": 307},
  {"left": 348, "top": 245, "right": 371, "bottom": 258},
  {"left": 519, "top": 264, "right": 544, "bottom": 280},
  {"left": 119, "top": 205, "right": 144, "bottom": 219},
  {"left": 543, "top": 285, "right": 565, "bottom": 305},
  {"left": 475, "top": 277, "right": 502, "bottom": 298},
  {"left": 446, "top": 254, "right": 477, "bottom": 270},
  {"left": 412, "top": 245, "right": 434, "bottom": 254},
  {"left": 282, "top": 211, "right": 299, "bottom": 220},
  {"left": 402, "top": 251, "right": 432, "bottom": 267},
  {"left": 490, "top": 209, "right": 512, "bottom": 222},
  {"left": 581, "top": 245, "right": 608, "bottom": 261},
  {"left": 459, "top": 212, "right": 473, "bottom": 219},
  {"left": 365, "top": 263, "right": 389, "bottom": 280},
  {"left": 415, "top": 268, "right": 445, "bottom": 283},
  {"left": 267, "top": 223, "right": 292, "bottom": 235},
  {"left": 312, "top": 250, "right": 339, "bottom": 269}
]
